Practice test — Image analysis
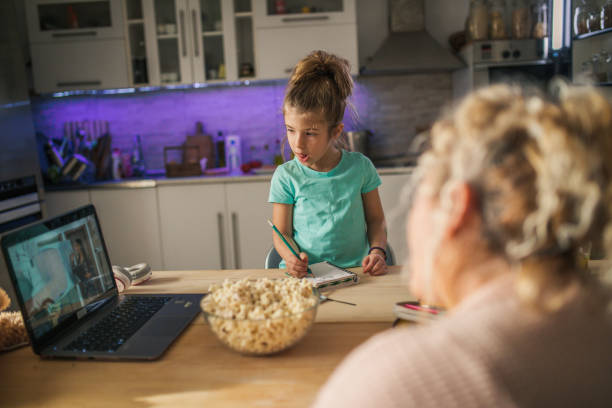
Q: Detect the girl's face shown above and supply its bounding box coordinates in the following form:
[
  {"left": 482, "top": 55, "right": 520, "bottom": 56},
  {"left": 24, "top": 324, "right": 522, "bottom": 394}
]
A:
[{"left": 284, "top": 105, "right": 342, "bottom": 172}]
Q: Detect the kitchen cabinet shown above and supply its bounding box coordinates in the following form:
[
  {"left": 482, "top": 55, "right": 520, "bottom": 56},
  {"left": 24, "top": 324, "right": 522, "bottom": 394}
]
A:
[
  {"left": 379, "top": 173, "right": 412, "bottom": 265},
  {"left": 89, "top": 188, "right": 163, "bottom": 270},
  {"left": 572, "top": 29, "right": 612, "bottom": 87},
  {"left": 125, "top": 0, "right": 252, "bottom": 86},
  {"left": 225, "top": 181, "right": 272, "bottom": 269},
  {"left": 157, "top": 180, "right": 272, "bottom": 270},
  {"left": 44, "top": 190, "right": 91, "bottom": 218},
  {"left": 253, "top": 0, "right": 358, "bottom": 79},
  {"left": 25, "top": 0, "right": 129, "bottom": 93}
]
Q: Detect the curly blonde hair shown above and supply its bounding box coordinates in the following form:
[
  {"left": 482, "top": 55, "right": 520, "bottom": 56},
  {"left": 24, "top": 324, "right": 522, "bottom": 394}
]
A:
[{"left": 413, "top": 83, "right": 612, "bottom": 311}]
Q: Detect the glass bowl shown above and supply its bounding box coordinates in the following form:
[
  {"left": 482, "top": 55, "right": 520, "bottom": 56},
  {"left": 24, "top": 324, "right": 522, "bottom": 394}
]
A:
[{"left": 200, "top": 278, "right": 320, "bottom": 356}]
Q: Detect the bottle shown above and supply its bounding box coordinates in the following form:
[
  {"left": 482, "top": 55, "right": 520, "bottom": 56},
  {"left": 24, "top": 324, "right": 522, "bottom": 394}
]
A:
[
  {"left": 215, "top": 131, "right": 226, "bottom": 168},
  {"left": 532, "top": 0, "right": 549, "bottom": 39},
  {"left": 112, "top": 149, "right": 122, "bottom": 180},
  {"left": 218, "top": 63, "right": 226, "bottom": 79},
  {"left": 131, "top": 135, "right": 146, "bottom": 177},
  {"left": 225, "top": 135, "right": 242, "bottom": 175}
]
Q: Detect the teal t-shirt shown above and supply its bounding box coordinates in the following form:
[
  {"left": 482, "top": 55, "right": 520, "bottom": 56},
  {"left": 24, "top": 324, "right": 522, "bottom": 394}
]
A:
[{"left": 268, "top": 150, "right": 381, "bottom": 268}]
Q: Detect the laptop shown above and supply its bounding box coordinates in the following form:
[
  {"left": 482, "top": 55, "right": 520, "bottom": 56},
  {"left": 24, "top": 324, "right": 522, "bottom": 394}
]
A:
[{"left": 1, "top": 204, "right": 204, "bottom": 360}]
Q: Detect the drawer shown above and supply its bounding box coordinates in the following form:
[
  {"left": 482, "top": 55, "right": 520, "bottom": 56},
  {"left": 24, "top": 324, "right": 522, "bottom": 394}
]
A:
[{"left": 30, "top": 38, "right": 129, "bottom": 93}]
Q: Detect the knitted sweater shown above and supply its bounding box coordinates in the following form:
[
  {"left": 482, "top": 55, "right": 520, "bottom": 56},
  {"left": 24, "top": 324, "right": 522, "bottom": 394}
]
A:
[{"left": 312, "top": 275, "right": 612, "bottom": 407}]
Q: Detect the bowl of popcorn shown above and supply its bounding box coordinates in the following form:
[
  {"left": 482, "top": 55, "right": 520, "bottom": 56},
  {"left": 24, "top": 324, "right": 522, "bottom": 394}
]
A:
[{"left": 201, "top": 277, "right": 319, "bottom": 356}]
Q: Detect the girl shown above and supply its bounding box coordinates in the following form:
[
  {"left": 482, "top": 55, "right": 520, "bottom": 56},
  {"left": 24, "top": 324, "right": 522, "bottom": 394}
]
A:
[{"left": 269, "top": 50, "right": 387, "bottom": 277}]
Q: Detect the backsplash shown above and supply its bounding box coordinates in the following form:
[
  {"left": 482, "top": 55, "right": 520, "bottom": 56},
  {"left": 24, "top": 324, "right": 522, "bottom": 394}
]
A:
[{"left": 30, "top": 73, "right": 452, "bottom": 171}]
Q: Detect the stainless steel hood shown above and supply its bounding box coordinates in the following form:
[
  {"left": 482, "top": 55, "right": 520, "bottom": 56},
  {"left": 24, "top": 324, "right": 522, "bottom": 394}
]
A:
[
  {"left": 360, "top": 0, "right": 465, "bottom": 75},
  {"left": 361, "top": 31, "right": 465, "bottom": 75}
]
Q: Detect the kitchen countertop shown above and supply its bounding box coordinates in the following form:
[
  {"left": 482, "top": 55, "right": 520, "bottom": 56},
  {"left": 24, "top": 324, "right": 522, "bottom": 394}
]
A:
[{"left": 45, "top": 166, "right": 414, "bottom": 190}]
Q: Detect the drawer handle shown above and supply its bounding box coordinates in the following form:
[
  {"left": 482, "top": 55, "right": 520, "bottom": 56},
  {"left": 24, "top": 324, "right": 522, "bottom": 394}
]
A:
[
  {"left": 281, "top": 15, "right": 330, "bottom": 23},
  {"left": 179, "top": 9, "right": 187, "bottom": 57},
  {"left": 231, "top": 212, "right": 241, "bottom": 269},
  {"left": 52, "top": 31, "right": 97, "bottom": 38},
  {"left": 217, "top": 212, "right": 226, "bottom": 269},
  {"left": 191, "top": 9, "right": 199, "bottom": 57},
  {"left": 56, "top": 80, "right": 102, "bottom": 87}
]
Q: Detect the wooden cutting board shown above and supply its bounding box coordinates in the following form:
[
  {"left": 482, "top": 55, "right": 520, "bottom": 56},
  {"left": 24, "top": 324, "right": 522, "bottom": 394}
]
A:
[{"left": 184, "top": 122, "right": 214, "bottom": 169}]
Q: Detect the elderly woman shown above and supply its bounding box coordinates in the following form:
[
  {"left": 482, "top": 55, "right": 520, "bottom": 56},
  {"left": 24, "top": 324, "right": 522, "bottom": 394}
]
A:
[{"left": 312, "top": 84, "right": 612, "bottom": 407}]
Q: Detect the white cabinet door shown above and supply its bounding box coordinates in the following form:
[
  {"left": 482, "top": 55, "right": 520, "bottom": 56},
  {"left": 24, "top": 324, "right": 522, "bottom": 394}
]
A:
[
  {"left": 89, "top": 188, "right": 163, "bottom": 269},
  {"left": 225, "top": 181, "right": 272, "bottom": 269},
  {"left": 30, "top": 39, "right": 129, "bottom": 93},
  {"left": 157, "top": 183, "right": 228, "bottom": 270},
  {"left": 44, "top": 190, "right": 91, "bottom": 218},
  {"left": 379, "top": 173, "right": 413, "bottom": 266},
  {"left": 26, "top": 0, "right": 125, "bottom": 43},
  {"left": 253, "top": 0, "right": 356, "bottom": 28},
  {"left": 255, "top": 23, "right": 358, "bottom": 79}
]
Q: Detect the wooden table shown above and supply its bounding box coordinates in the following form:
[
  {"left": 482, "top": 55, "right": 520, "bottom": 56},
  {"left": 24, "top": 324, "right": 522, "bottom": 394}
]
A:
[{"left": 0, "top": 266, "right": 413, "bottom": 408}]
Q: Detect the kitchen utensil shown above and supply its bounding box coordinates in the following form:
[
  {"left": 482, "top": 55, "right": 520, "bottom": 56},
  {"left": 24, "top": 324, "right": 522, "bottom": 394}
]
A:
[
  {"left": 345, "top": 130, "right": 370, "bottom": 155},
  {"left": 319, "top": 294, "right": 356, "bottom": 306}
]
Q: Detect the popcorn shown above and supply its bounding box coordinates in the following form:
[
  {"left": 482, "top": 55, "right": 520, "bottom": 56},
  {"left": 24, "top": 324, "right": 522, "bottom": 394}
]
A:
[{"left": 201, "top": 277, "right": 318, "bottom": 355}]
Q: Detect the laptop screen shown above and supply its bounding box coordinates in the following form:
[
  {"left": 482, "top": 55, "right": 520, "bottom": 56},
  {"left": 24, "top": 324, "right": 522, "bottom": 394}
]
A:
[{"left": 1, "top": 205, "right": 116, "bottom": 343}]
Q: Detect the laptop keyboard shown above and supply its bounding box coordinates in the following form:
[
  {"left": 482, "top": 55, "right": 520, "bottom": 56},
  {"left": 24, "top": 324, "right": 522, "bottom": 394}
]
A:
[{"left": 64, "top": 296, "right": 172, "bottom": 353}]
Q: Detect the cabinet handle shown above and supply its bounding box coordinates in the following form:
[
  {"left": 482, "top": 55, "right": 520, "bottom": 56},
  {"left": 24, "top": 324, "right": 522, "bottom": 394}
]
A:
[
  {"left": 281, "top": 15, "right": 330, "bottom": 23},
  {"left": 52, "top": 31, "right": 97, "bottom": 38},
  {"left": 179, "top": 9, "right": 187, "bottom": 57},
  {"left": 217, "top": 212, "right": 226, "bottom": 269},
  {"left": 191, "top": 9, "right": 199, "bottom": 57},
  {"left": 231, "top": 212, "right": 241, "bottom": 269},
  {"left": 56, "top": 80, "right": 102, "bottom": 87}
]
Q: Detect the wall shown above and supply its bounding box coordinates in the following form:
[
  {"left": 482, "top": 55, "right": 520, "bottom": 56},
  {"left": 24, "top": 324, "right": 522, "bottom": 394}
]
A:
[
  {"left": 425, "top": 0, "right": 470, "bottom": 50},
  {"left": 30, "top": 72, "right": 453, "bottom": 171}
]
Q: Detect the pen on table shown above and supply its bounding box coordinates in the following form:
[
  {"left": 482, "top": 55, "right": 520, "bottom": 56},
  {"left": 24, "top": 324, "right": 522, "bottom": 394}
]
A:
[{"left": 266, "top": 219, "right": 311, "bottom": 274}]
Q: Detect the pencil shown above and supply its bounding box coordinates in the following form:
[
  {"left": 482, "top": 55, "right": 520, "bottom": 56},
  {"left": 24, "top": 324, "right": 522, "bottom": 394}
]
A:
[{"left": 267, "top": 219, "right": 300, "bottom": 259}]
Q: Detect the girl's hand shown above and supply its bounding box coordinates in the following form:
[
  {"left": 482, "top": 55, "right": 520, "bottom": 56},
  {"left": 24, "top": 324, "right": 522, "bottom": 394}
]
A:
[
  {"left": 286, "top": 252, "right": 309, "bottom": 278},
  {"left": 362, "top": 253, "right": 387, "bottom": 276}
]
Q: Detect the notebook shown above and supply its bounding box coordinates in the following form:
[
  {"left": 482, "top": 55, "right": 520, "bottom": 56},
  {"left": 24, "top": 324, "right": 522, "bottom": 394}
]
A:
[
  {"left": 306, "top": 261, "right": 359, "bottom": 290},
  {"left": 1, "top": 204, "right": 204, "bottom": 360}
]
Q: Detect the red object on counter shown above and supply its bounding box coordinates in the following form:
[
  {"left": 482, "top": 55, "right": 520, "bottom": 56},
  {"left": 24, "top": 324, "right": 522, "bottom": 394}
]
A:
[{"left": 241, "top": 160, "right": 263, "bottom": 173}]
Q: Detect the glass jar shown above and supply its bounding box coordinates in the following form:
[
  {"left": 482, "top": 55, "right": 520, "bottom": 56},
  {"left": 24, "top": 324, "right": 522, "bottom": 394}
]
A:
[
  {"left": 511, "top": 0, "right": 532, "bottom": 39},
  {"left": 467, "top": 0, "right": 489, "bottom": 41},
  {"left": 574, "top": 1, "right": 590, "bottom": 36},
  {"left": 587, "top": 2, "right": 602, "bottom": 32},
  {"left": 532, "top": 0, "right": 549, "bottom": 38},
  {"left": 490, "top": 0, "right": 508, "bottom": 39},
  {"left": 601, "top": 0, "right": 612, "bottom": 29}
]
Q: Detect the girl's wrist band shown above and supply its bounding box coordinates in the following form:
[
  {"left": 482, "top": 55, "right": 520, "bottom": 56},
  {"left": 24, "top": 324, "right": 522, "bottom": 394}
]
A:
[{"left": 368, "top": 246, "right": 387, "bottom": 260}]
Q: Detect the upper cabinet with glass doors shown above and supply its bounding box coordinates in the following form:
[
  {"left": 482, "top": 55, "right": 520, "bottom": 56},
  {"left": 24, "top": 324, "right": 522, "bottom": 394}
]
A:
[
  {"left": 26, "top": 0, "right": 125, "bottom": 42},
  {"left": 126, "top": 0, "right": 243, "bottom": 87},
  {"left": 253, "top": 0, "right": 355, "bottom": 28}
]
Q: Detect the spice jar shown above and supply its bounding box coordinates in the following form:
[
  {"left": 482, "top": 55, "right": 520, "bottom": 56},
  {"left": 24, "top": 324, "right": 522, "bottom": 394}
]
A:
[
  {"left": 467, "top": 0, "right": 489, "bottom": 41},
  {"left": 512, "top": 0, "right": 532, "bottom": 39},
  {"left": 574, "top": 0, "right": 590, "bottom": 35},
  {"left": 601, "top": 0, "right": 612, "bottom": 29},
  {"left": 490, "top": 0, "right": 508, "bottom": 39},
  {"left": 532, "top": 0, "right": 549, "bottom": 38}
]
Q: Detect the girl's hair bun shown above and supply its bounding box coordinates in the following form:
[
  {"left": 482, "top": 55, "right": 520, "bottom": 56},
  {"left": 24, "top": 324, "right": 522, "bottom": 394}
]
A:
[{"left": 284, "top": 50, "right": 354, "bottom": 125}]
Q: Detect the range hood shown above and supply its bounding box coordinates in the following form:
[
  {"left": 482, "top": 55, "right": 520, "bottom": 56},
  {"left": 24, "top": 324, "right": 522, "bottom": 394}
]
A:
[{"left": 360, "top": 0, "right": 465, "bottom": 75}]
